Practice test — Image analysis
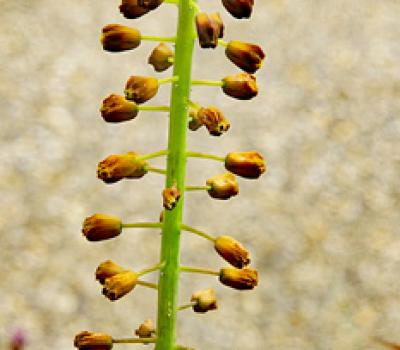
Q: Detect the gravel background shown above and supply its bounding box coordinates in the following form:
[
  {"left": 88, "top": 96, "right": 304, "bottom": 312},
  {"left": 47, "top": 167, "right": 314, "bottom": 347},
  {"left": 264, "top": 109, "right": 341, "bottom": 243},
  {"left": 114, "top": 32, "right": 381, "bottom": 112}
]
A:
[{"left": 1, "top": 0, "right": 399, "bottom": 349}]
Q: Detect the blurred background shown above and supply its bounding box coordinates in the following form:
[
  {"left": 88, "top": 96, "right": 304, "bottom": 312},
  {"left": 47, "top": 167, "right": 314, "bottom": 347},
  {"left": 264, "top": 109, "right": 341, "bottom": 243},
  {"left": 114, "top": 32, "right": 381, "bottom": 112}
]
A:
[{"left": 0, "top": 0, "right": 399, "bottom": 349}]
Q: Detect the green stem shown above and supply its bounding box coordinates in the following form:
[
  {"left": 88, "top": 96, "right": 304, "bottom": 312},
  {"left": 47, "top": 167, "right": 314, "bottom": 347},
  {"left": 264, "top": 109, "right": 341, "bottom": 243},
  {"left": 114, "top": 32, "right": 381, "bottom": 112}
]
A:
[
  {"left": 113, "top": 338, "right": 157, "bottom": 344},
  {"left": 186, "top": 151, "right": 225, "bottom": 162},
  {"left": 122, "top": 222, "right": 163, "bottom": 229},
  {"left": 218, "top": 39, "right": 228, "bottom": 47},
  {"left": 185, "top": 185, "right": 211, "bottom": 191},
  {"left": 158, "top": 76, "right": 179, "bottom": 85},
  {"left": 141, "top": 35, "right": 176, "bottom": 43},
  {"left": 181, "top": 224, "right": 216, "bottom": 242},
  {"left": 164, "top": 0, "right": 179, "bottom": 4},
  {"left": 138, "top": 262, "right": 165, "bottom": 277},
  {"left": 180, "top": 266, "right": 220, "bottom": 276},
  {"left": 156, "top": 1, "right": 196, "bottom": 349},
  {"left": 139, "top": 149, "right": 168, "bottom": 161},
  {"left": 178, "top": 302, "right": 197, "bottom": 311},
  {"left": 146, "top": 166, "right": 167, "bottom": 175},
  {"left": 191, "top": 79, "right": 223, "bottom": 86},
  {"left": 137, "top": 280, "right": 158, "bottom": 289},
  {"left": 138, "top": 105, "right": 170, "bottom": 112}
]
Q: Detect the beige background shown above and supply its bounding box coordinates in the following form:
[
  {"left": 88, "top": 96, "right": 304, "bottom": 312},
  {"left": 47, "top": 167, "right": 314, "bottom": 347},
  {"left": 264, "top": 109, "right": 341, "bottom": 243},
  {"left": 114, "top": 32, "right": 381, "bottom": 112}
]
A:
[{"left": 0, "top": 0, "right": 399, "bottom": 349}]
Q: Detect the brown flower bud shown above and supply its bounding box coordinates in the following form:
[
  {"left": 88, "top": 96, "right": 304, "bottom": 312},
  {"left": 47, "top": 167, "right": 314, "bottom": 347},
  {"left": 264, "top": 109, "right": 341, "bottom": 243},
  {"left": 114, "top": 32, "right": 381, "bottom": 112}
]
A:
[
  {"left": 222, "top": 0, "right": 254, "bottom": 19},
  {"left": 226, "top": 41, "right": 265, "bottom": 73},
  {"left": 148, "top": 43, "right": 174, "bottom": 72},
  {"left": 162, "top": 184, "right": 181, "bottom": 210},
  {"left": 97, "top": 151, "right": 148, "bottom": 184},
  {"left": 206, "top": 172, "right": 239, "bottom": 200},
  {"left": 101, "top": 24, "right": 141, "bottom": 52},
  {"left": 198, "top": 107, "right": 230, "bottom": 136},
  {"left": 195, "top": 12, "right": 224, "bottom": 49},
  {"left": 225, "top": 151, "right": 266, "bottom": 179},
  {"left": 138, "top": 0, "right": 163, "bottom": 10},
  {"left": 222, "top": 73, "right": 258, "bottom": 100},
  {"left": 74, "top": 331, "right": 113, "bottom": 350},
  {"left": 119, "top": 0, "right": 150, "bottom": 19},
  {"left": 191, "top": 288, "right": 218, "bottom": 313},
  {"left": 82, "top": 214, "right": 122, "bottom": 242},
  {"left": 102, "top": 271, "right": 138, "bottom": 301},
  {"left": 135, "top": 319, "right": 156, "bottom": 338},
  {"left": 214, "top": 235, "right": 250, "bottom": 268},
  {"left": 100, "top": 94, "right": 138, "bottom": 123},
  {"left": 96, "top": 260, "right": 126, "bottom": 284},
  {"left": 219, "top": 267, "right": 258, "bottom": 290},
  {"left": 124, "top": 76, "right": 159, "bottom": 104}
]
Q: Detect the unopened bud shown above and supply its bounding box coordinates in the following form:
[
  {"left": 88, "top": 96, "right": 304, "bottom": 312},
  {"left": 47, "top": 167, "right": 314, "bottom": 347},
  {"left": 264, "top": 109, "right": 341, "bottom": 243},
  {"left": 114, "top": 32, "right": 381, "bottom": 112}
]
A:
[
  {"left": 82, "top": 214, "right": 122, "bottom": 242},
  {"left": 119, "top": 0, "right": 150, "bottom": 19},
  {"left": 135, "top": 319, "right": 156, "bottom": 338},
  {"left": 222, "top": 0, "right": 254, "bottom": 19},
  {"left": 219, "top": 267, "right": 258, "bottom": 290},
  {"left": 222, "top": 73, "right": 258, "bottom": 100},
  {"left": 138, "top": 0, "right": 163, "bottom": 10},
  {"left": 148, "top": 43, "right": 174, "bottom": 72},
  {"left": 97, "top": 151, "right": 148, "bottom": 184},
  {"left": 96, "top": 260, "right": 125, "bottom": 284},
  {"left": 206, "top": 172, "right": 238, "bottom": 200},
  {"left": 101, "top": 24, "right": 141, "bottom": 52},
  {"left": 188, "top": 105, "right": 203, "bottom": 131},
  {"left": 124, "top": 76, "right": 159, "bottom": 104},
  {"left": 162, "top": 184, "right": 181, "bottom": 210},
  {"left": 214, "top": 235, "right": 250, "bottom": 268},
  {"left": 102, "top": 271, "right": 138, "bottom": 301},
  {"left": 195, "top": 12, "right": 224, "bottom": 49},
  {"left": 100, "top": 94, "right": 138, "bottom": 123},
  {"left": 191, "top": 288, "right": 217, "bottom": 313},
  {"left": 225, "top": 151, "right": 266, "bottom": 179},
  {"left": 74, "top": 331, "right": 113, "bottom": 350},
  {"left": 226, "top": 41, "right": 265, "bottom": 73},
  {"left": 198, "top": 107, "right": 230, "bottom": 136}
]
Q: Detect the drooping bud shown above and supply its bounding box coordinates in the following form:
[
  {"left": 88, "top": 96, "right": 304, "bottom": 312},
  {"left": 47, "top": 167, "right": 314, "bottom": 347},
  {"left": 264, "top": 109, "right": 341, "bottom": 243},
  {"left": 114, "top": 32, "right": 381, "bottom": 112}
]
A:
[
  {"left": 97, "top": 151, "right": 148, "bottom": 184},
  {"left": 222, "top": 0, "right": 254, "bottom": 19},
  {"left": 222, "top": 73, "right": 258, "bottom": 100},
  {"left": 74, "top": 331, "right": 113, "bottom": 350},
  {"left": 102, "top": 271, "right": 138, "bottom": 301},
  {"left": 135, "top": 319, "right": 156, "bottom": 338},
  {"left": 124, "top": 76, "right": 159, "bottom": 104},
  {"left": 82, "top": 214, "right": 122, "bottom": 242},
  {"left": 162, "top": 184, "right": 181, "bottom": 210},
  {"left": 119, "top": 0, "right": 150, "bottom": 19},
  {"left": 138, "top": 0, "right": 163, "bottom": 10},
  {"left": 148, "top": 43, "right": 174, "bottom": 72},
  {"left": 100, "top": 94, "right": 138, "bottom": 123},
  {"left": 96, "top": 260, "right": 126, "bottom": 284},
  {"left": 195, "top": 12, "right": 224, "bottom": 49},
  {"left": 219, "top": 267, "right": 258, "bottom": 290},
  {"left": 191, "top": 288, "right": 218, "bottom": 313},
  {"left": 198, "top": 107, "right": 230, "bottom": 136},
  {"left": 214, "top": 235, "right": 250, "bottom": 268},
  {"left": 225, "top": 41, "right": 265, "bottom": 73},
  {"left": 101, "top": 24, "right": 141, "bottom": 52},
  {"left": 225, "top": 151, "right": 266, "bottom": 179},
  {"left": 206, "top": 172, "right": 239, "bottom": 200}
]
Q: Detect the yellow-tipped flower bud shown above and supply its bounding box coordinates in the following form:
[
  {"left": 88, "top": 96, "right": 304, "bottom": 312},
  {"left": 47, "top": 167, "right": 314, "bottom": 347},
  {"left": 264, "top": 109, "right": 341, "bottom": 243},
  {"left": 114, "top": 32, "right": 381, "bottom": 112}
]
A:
[
  {"left": 74, "top": 331, "right": 113, "bottom": 350},
  {"left": 162, "top": 184, "right": 181, "bottom": 210},
  {"left": 222, "top": 73, "right": 258, "bottom": 100},
  {"left": 82, "top": 214, "right": 122, "bottom": 242},
  {"left": 139, "top": 0, "right": 163, "bottom": 10},
  {"left": 102, "top": 271, "right": 138, "bottom": 301},
  {"left": 101, "top": 24, "right": 141, "bottom": 52},
  {"left": 119, "top": 0, "right": 150, "bottom": 19},
  {"left": 219, "top": 267, "right": 258, "bottom": 290},
  {"left": 97, "top": 151, "right": 148, "bottom": 184},
  {"left": 206, "top": 172, "right": 239, "bottom": 200},
  {"left": 124, "top": 76, "right": 159, "bottom": 104},
  {"left": 214, "top": 235, "right": 250, "bottom": 268},
  {"left": 148, "top": 43, "right": 174, "bottom": 72},
  {"left": 226, "top": 41, "right": 265, "bottom": 73},
  {"left": 222, "top": 0, "right": 254, "bottom": 19},
  {"left": 135, "top": 319, "right": 156, "bottom": 338},
  {"left": 191, "top": 288, "right": 218, "bottom": 313},
  {"left": 100, "top": 94, "right": 138, "bottom": 123},
  {"left": 198, "top": 107, "right": 230, "bottom": 136},
  {"left": 225, "top": 151, "right": 266, "bottom": 179},
  {"left": 195, "top": 12, "right": 224, "bottom": 49},
  {"left": 96, "top": 260, "right": 126, "bottom": 284}
]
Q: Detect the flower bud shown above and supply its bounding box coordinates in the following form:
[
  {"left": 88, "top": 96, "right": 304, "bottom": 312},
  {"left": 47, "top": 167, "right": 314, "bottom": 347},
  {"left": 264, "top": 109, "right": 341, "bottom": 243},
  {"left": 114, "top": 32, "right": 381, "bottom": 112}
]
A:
[
  {"left": 210, "top": 12, "right": 224, "bottom": 38},
  {"left": 198, "top": 107, "right": 230, "bottom": 136},
  {"left": 222, "top": 73, "right": 258, "bottom": 100},
  {"left": 222, "top": 0, "right": 254, "bottom": 19},
  {"left": 219, "top": 267, "right": 258, "bottom": 290},
  {"left": 162, "top": 184, "right": 181, "bottom": 210},
  {"left": 100, "top": 94, "right": 138, "bottom": 123},
  {"left": 206, "top": 172, "right": 239, "bottom": 200},
  {"left": 225, "top": 41, "right": 265, "bottom": 73},
  {"left": 214, "top": 235, "right": 250, "bottom": 268},
  {"left": 119, "top": 0, "right": 150, "bottom": 19},
  {"left": 195, "top": 12, "right": 224, "bottom": 49},
  {"left": 82, "top": 214, "right": 122, "bottom": 242},
  {"left": 96, "top": 260, "right": 125, "bottom": 284},
  {"left": 148, "top": 43, "right": 174, "bottom": 72},
  {"left": 74, "top": 331, "right": 113, "bottom": 350},
  {"left": 124, "top": 76, "right": 159, "bottom": 104},
  {"left": 97, "top": 151, "right": 148, "bottom": 184},
  {"left": 135, "top": 319, "right": 156, "bottom": 338},
  {"left": 225, "top": 151, "right": 266, "bottom": 179},
  {"left": 102, "top": 271, "right": 138, "bottom": 301},
  {"left": 188, "top": 105, "right": 203, "bottom": 131},
  {"left": 138, "top": 0, "right": 163, "bottom": 10},
  {"left": 101, "top": 24, "right": 141, "bottom": 52},
  {"left": 191, "top": 288, "right": 218, "bottom": 313}
]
